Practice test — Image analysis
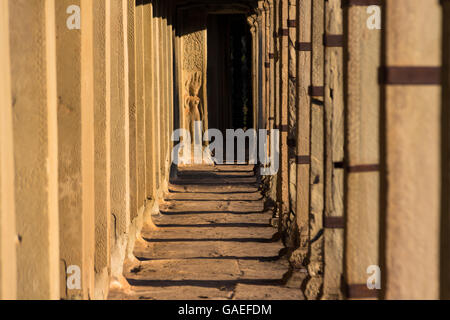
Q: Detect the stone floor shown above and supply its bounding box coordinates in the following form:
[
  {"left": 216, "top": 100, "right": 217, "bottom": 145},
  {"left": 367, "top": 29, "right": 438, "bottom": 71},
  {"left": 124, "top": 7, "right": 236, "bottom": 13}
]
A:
[{"left": 109, "top": 165, "right": 304, "bottom": 300}]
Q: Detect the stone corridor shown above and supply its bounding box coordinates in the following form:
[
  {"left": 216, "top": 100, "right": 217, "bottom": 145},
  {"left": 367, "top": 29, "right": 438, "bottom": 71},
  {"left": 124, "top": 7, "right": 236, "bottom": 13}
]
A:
[
  {"left": 109, "top": 165, "right": 304, "bottom": 300},
  {"left": 1, "top": 0, "right": 450, "bottom": 300}
]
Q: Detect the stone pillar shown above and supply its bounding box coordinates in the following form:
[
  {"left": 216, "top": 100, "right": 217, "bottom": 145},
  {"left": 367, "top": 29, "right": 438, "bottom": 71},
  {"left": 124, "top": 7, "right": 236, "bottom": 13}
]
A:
[
  {"left": 305, "top": 0, "right": 324, "bottom": 300},
  {"left": 263, "top": 1, "right": 270, "bottom": 133},
  {"left": 323, "top": 0, "right": 345, "bottom": 300},
  {"left": 0, "top": 1, "right": 16, "bottom": 299},
  {"left": 110, "top": 0, "right": 130, "bottom": 288},
  {"left": 55, "top": 0, "right": 95, "bottom": 299},
  {"left": 9, "top": 0, "right": 60, "bottom": 300},
  {"left": 159, "top": 0, "right": 168, "bottom": 178},
  {"left": 153, "top": 1, "right": 161, "bottom": 187},
  {"left": 259, "top": 1, "right": 266, "bottom": 131},
  {"left": 135, "top": 1, "right": 146, "bottom": 210},
  {"left": 292, "top": 0, "right": 311, "bottom": 268},
  {"left": 278, "top": 0, "right": 290, "bottom": 235},
  {"left": 382, "top": 0, "right": 442, "bottom": 299},
  {"left": 285, "top": 0, "right": 297, "bottom": 248},
  {"left": 344, "top": 0, "right": 381, "bottom": 300},
  {"left": 267, "top": 1, "right": 275, "bottom": 135},
  {"left": 271, "top": 1, "right": 281, "bottom": 195},
  {"left": 247, "top": 15, "right": 258, "bottom": 132},
  {"left": 266, "top": 0, "right": 278, "bottom": 203},
  {"left": 127, "top": 0, "right": 138, "bottom": 224},
  {"left": 257, "top": 10, "right": 263, "bottom": 131},
  {"left": 93, "top": 0, "right": 112, "bottom": 300},
  {"left": 441, "top": 0, "right": 450, "bottom": 300},
  {"left": 273, "top": 0, "right": 280, "bottom": 137},
  {"left": 167, "top": 0, "right": 175, "bottom": 160},
  {"left": 163, "top": 1, "right": 171, "bottom": 182},
  {"left": 267, "top": 0, "right": 275, "bottom": 134},
  {"left": 144, "top": 1, "right": 156, "bottom": 201},
  {"left": 174, "top": 9, "right": 183, "bottom": 134}
]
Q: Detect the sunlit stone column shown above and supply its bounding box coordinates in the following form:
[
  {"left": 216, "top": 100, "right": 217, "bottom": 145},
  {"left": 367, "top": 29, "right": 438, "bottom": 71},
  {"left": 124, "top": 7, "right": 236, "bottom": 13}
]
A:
[
  {"left": 135, "top": 0, "right": 146, "bottom": 210},
  {"left": 109, "top": 0, "right": 130, "bottom": 289},
  {"left": 55, "top": 0, "right": 96, "bottom": 299},
  {"left": 291, "top": 0, "right": 311, "bottom": 270},
  {"left": 159, "top": 0, "right": 168, "bottom": 182},
  {"left": 0, "top": 1, "right": 16, "bottom": 299},
  {"left": 278, "top": 0, "right": 290, "bottom": 235},
  {"left": 93, "top": 0, "right": 112, "bottom": 300},
  {"left": 127, "top": 0, "right": 138, "bottom": 224},
  {"left": 382, "top": 0, "right": 442, "bottom": 299},
  {"left": 283, "top": 0, "right": 297, "bottom": 248},
  {"left": 344, "top": 0, "right": 381, "bottom": 300},
  {"left": 9, "top": 0, "right": 60, "bottom": 300},
  {"left": 167, "top": 0, "right": 175, "bottom": 164},
  {"left": 322, "top": 0, "right": 345, "bottom": 300},
  {"left": 305, "top": 0, "right": 324, "bottom": 300},
  {"left": 144, "top": 1, "right": 156, "bottom": 202},
  {"left": 153, "top": 1, "right": 161, "bottom": 190}
]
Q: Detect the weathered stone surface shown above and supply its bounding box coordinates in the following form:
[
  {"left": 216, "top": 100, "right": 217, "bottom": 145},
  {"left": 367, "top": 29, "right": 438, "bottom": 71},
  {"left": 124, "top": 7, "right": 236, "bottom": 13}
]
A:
[
  {"left": 111, "top": 165, "right": 302, "bottom": 300},
  {"left": 0, "top": 2, "right": 16, "bottom": 299},
  {"left": 323, "top": 0, "right": 344, "bottom": 300}
]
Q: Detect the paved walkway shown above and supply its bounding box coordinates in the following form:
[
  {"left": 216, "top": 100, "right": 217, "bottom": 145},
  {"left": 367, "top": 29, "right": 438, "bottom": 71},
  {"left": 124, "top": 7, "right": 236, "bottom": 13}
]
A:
[{"left": 109, "top": 165, "right": 304, "bottom": 300}]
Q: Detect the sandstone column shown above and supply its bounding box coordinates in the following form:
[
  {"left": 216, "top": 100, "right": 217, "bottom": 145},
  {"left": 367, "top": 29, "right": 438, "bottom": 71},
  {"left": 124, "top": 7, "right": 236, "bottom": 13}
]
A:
[
  {"left": 267, "top": 1, "right": 275, "bottom": 135},
  {"left": 259, "top": 1, "right": 266, "bottom": 131},
  {"left": 247, "top": 15, "right": 258, "bottom": 132},
  {"left": 285, "top": 0, "right": 297, "bottom": 248},
  {"left": 9, "top": 0, "right": 60, "bottom": 300},
  {"left": 163, "top": 1, "right": 172, "bottom": 182},
  {"left": 144, "top": 1, "right": 156, "bottom": 202},
  {"left": 266, "top": 0, "right": 279, "bottom": 204},
  {"left": 292, "top": 0, "right": 311, "bottom": 269},
  {"left": 323, "top": 0, "right": 345, "bottom": 300},
  {"left": 127, "top": 0, "right": 138, "bottom": 224},
  {"left": 153, "top": 1, "right": 161, "bottom": 188},
  {"left": 271, "top": 0, "right": 281, "bottom": 210},
  {"left": 167, "top": 0, "right": 175, "bottom": 160},
  {"left": 135, "top": 1, "right": 146, "bottom": 211},
  {"left": 382, "top": 0, "right": 442, "bottom": 299},
  {"left": 273, "top": 0, "right": 280, "bottom": 139},
  {"left": 174, "top": 10, "right": 183, "bottom": 134},
  {"left": 344, "top": 0, "right": 381, "bottom": 300},
  {"left": 278, "top": 0, "right": 290, "bottom": 235},
  {"left": 305, "top": 0, "right": 324, "bottom": 300},
  {"left": 159, "top": 0, "right": 168, "bottom": 179},
  {"left": 56, "top": 0, "right": 95, "bottom": 299},
  {"left": 264, "top": 1, "right": 270, "bottom": 133},
  {"left": 0, "top": 0, "right": 16, "bottom": 299},
  {"left": 93, "top": 0, "right": 112, "bottom": 300},
  {"left": 110, "top": 0, "right": 130, "bottom": 288}
]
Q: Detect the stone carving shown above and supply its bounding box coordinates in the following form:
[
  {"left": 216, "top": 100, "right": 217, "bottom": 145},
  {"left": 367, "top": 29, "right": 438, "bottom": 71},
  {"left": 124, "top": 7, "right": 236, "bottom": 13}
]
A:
[{"left": 184, "top": 71, "right": 203, "bottom": 142}]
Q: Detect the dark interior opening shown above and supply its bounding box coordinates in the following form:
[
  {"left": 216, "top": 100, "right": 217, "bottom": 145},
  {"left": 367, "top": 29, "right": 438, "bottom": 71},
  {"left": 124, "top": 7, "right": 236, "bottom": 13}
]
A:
[{"left": 207, "top": 14, "right": 253, "bottom": 134}]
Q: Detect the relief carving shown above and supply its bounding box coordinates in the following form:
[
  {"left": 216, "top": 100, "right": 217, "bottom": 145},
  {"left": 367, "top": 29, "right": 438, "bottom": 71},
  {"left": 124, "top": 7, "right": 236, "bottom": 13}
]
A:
[{"left": 184, "top": 71, "right": 203, "bottom": 142}]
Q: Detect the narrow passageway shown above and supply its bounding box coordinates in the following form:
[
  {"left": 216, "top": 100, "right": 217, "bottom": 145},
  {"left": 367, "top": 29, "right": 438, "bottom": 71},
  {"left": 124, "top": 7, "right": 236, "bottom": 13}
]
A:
[
  {"left": 109, "top": 165, "right": 304, "bottom": 300},
  {"left": 3, "top": 0, "right": 450, "bottom": 301}
]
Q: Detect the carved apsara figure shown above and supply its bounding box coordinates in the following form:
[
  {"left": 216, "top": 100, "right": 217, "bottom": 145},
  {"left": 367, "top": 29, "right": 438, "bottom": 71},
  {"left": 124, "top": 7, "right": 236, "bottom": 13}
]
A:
[{"left": 184, "top": 71, "right": 203, "bottom": 142}]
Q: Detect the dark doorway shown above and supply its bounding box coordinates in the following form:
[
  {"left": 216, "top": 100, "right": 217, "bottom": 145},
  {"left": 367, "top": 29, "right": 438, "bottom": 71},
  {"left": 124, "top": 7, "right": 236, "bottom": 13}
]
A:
[{"left": 207, "top": 14, "right": 253, "bottom": 134}]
